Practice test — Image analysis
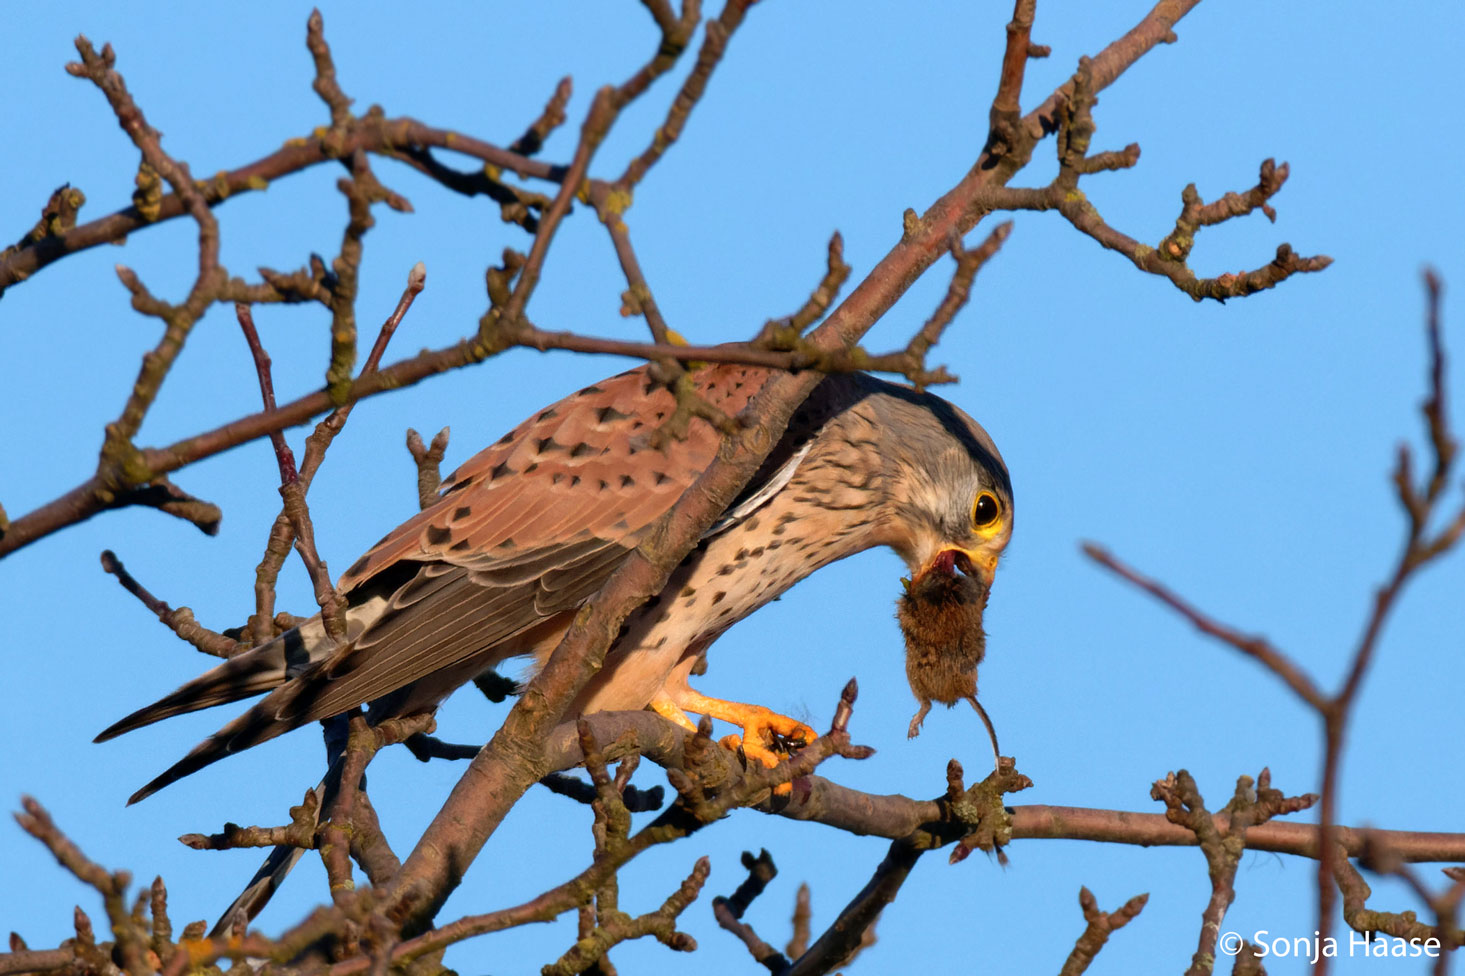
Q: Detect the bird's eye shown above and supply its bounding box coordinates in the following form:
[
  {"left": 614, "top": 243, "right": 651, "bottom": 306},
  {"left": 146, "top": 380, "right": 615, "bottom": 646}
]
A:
[{"left": 972, "top": 492, "right": 1000, "bottom": 528}]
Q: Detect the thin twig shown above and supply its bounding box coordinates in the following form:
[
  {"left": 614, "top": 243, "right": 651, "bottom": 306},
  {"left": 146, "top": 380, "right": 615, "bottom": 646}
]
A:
[
  {"left": 1056, "top": 887, "right": 1148, "bottom": 976},
  {"left": 236, "top": 303, "right": 347, "bottom": 638},
  {"left": 1150, "top": 769, "right": 1316, "bottom": 976},
  {"left": 1315, "top": 272, "right": 1464, "bottom": 972},
  {"left": 510, "top": 76, "right": 573, "bottom": 157},
  {"left": 100, "top": 549, "right": 238, "bottom": 657},
  {"left": 1082, "top": 543, "right": 1328, "bottom": 710},
  {"left": 712, "top": 850, "right": 789, "bottom": 974},
  {"left": 349, "top": 686, "right": 874, "bottom": 973},
  {"left": 406, "top": 426, "right": 450, "bottom": 510}
]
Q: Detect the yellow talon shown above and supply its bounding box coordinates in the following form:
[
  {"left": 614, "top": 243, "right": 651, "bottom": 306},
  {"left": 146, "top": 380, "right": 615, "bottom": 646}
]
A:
[
  {"left": 720, "top": 720, "right": 813, "bottom": 797},
  {"left": 661, "top": 688, "right": 815, "bottom": 796},
  {"left": 730, "top": 713, "right": 815, "bottom": 765}
]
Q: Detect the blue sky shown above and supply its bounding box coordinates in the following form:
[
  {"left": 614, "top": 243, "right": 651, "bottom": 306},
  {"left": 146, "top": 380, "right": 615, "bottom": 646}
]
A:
[{"left": 3, "top": 2, "right": 1462, "bottom": 973}]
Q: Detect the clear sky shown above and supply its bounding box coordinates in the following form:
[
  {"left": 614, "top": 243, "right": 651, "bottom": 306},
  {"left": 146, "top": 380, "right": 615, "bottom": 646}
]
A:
[{"left": 3, "top": 2, "right": 1462, "bottom": 973}]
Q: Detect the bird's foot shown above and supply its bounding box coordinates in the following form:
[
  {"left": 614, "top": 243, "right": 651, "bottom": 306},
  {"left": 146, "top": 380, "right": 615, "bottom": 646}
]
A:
[
  {"left": 717, "top": 709, "right": 815, "bottom": 765},
  {"left": 663, "top": 688, "right": 814, "bottom": 796},
  {"left": 715, "top": 709, "right": 815, "bottom": 796}
]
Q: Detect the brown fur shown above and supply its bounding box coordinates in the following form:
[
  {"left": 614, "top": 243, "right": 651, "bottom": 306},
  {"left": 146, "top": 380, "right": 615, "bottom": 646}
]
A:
[{"left": 898, "top": 569, "right": 987, "bottom": 738}]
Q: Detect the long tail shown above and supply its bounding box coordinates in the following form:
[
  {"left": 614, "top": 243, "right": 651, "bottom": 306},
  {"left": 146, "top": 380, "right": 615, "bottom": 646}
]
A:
[
  {"left": 94, "top": 618, "right": 353, "bottom": 804},
  {"left": 120, "top": 686, "right": 321, "bottom": 804},
  {"left": 94, "top": 621, "right": 334, "bottom": 742},
  {"left": 208, "top": 756, "right": 343, "bottom": 937},
  {"left": 100, "top": 584, "right": 458, "bottom": 803}
]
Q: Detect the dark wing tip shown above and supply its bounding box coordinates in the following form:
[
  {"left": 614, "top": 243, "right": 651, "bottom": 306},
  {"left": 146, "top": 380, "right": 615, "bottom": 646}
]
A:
[
  {"left": 95, "top": 700, "right": 153, "bottom": 738},
  {"left": 120, "top": 683, "right": 317, "bottom": 805},
  {"left": 126, "top": 755, "right": 201, "bottom": 804},
  {"left": 96, "top": 701, "right": 180, "bottom": 743},
  {"left": 125, "top": 737, "right": 227, "bottom": 805},
  {"left": 94, "top": 642, "right": 296, "bottom": 746},
  {"left": 127, "top": 773, "right": 169, "bottom": 805},
  {"left": 96, "top": 714, "right": 138, "bottom": 743}
]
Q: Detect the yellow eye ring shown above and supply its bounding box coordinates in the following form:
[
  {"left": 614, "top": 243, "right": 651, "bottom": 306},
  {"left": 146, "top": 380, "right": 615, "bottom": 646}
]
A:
[{"left": 972, "top": 491, "right": 1000, "bottom": 528}]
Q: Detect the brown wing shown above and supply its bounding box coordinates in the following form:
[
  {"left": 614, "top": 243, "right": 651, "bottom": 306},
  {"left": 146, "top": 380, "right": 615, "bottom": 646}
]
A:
[
  {"left": 337, "top": 364, "right": 772, "bottom": 589},
  {"left": 309, "top": 362, "right": 781, "bottom": 709},
  {"left": 274, "top": 541, "right": 633, "bottom": 723},
  {"left": 121, "top": 364, "right": 776, "bottom": 802}
]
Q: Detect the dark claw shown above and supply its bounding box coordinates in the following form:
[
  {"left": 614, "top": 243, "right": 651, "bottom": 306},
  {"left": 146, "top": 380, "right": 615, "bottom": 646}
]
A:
[{"left": 768, "top": 730, "right": 809, "bottom": 755}]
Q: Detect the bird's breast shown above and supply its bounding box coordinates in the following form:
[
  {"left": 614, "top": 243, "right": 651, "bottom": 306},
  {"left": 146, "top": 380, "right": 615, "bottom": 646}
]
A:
[{"left": 571, "top": 470, "right": 883, "bottom": 715}]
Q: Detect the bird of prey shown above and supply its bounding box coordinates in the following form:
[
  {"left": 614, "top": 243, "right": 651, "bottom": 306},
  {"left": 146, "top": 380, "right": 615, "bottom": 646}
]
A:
[{"left": 98, "top": 363, "right": 1013, "bottom": 803}]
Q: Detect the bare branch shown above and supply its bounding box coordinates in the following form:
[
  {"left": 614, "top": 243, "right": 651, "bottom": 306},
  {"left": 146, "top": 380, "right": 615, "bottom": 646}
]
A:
[
  {"left": 753, "top": 233, "right": 853, "bottom": 349},
  {"left": 784, "top": 839, "right": 908, "bottom": 976},
  {"left": 984, "top": 0, "right": 1042, "bottom": 163},
  {"left": 786, "top": 883, "right": 811, "bottom": 960},
  {"left": 1082, "top": 543, "right": 1328, "bottom": 709},
  {"left": 592, "top": 197, "right": 675, "bottom": 345},
  {"left": 539, "top": 712, "right": 1465, "bottom": 864},
  {"left": 236, "top": 303, "right": 298, "bottom": 484},
  {"left": 1315, "top": 274, "right": 1463, "bottom": 964},
  {"left": 544, "top": 857, "right": 706, "bottom": 976},
  {"left": 619, "top": 0, "right": 752, "bottom": 187},
  {"left": 1347, "top": 835, "right": 1465, "bottom": 951},
  {"left": 1150, "top": 770, "right": 1316, "bottom": 976},
  {"left": 350, "top": 687, "right": 874, "bottom": 972},
  {"left": 986, "top": 59, "right": 1330, "bottom": 302},
  {"left": 896, "top": 222, "right": 1014, "bottom": 390},
  {"left": 305, "top": 10, "right": 352, "bottom": 130},
  {"left": 537, "top": 771, "right": 666, "bottom": 814},
  {"left": 510, "top": 75, "right": 573, "bottom": 157},
  {"left": 178, "top": 790, "right": 319, "bottom": 852},
  {"left": 248, "top": 262, "right": 424, "bottom": 642},
  {"left": 15, "top": 798, "right": 151, "bottom": 976},
  {"left": 100, "top": 549, "right": 237, "bottom": 657},
  {"left": 1057, "top": 887, "right": 1149, "bottom": 976},
  {"left": 1333, "top": 850, "right": 1464, "bottom": 952},
  {"left": 712, "top": 850, "right": 790, "bottom": 973},
  {"left": 236, "top": 303, "right": 347, "bottom": 638},
  {"left": 66, "top": 35, "right": 229, "bottom": 528},
  {"left": 406, "top": 426, "right": 451, "bottom": 510},
  {"left": 318, "top": 713, "right": 437, "bottom": 906},
  {"left": 0, "top": 183, "right": 87, "bottom": 263}
]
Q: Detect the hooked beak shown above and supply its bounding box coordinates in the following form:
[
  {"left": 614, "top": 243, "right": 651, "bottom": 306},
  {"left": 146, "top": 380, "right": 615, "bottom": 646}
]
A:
[{"left": 916, "top": 547, "right": 997, "bottom": 590}]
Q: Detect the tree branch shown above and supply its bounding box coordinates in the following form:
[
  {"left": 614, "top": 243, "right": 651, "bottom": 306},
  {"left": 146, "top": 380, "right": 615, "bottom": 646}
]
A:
[{"left": 1057, "top": 887, "right": 1148, "bottom": 976}]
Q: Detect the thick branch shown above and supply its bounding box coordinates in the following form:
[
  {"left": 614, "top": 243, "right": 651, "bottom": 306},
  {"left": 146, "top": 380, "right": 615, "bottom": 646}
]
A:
[{"left": 355, "top": 690, "right": 873, "bottom": 970}]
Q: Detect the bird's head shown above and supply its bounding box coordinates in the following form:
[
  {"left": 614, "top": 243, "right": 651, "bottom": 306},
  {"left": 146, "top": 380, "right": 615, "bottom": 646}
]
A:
[
  {"left": 903, "top": 484, "right": 1012, "bottom": 594},
  {"left": 858, "top": 380, "right": 1011, "bottom": 747},
  {"left": 864, "top": 383, "right": 1014, "bottom": 593}
]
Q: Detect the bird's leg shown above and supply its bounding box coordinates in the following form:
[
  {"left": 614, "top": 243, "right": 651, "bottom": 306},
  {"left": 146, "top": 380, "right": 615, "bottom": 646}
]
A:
[
  {"left": 665, "top": 686, "right": 816, "bottom": 769},
  {"left": 649, "top": 696, "right": 699, "bottom": 731}
]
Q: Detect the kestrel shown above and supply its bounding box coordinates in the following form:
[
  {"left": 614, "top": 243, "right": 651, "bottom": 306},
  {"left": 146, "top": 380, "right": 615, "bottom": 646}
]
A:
[{"left": 99, "top": 363, "right": 1013, "bottom": 803}]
